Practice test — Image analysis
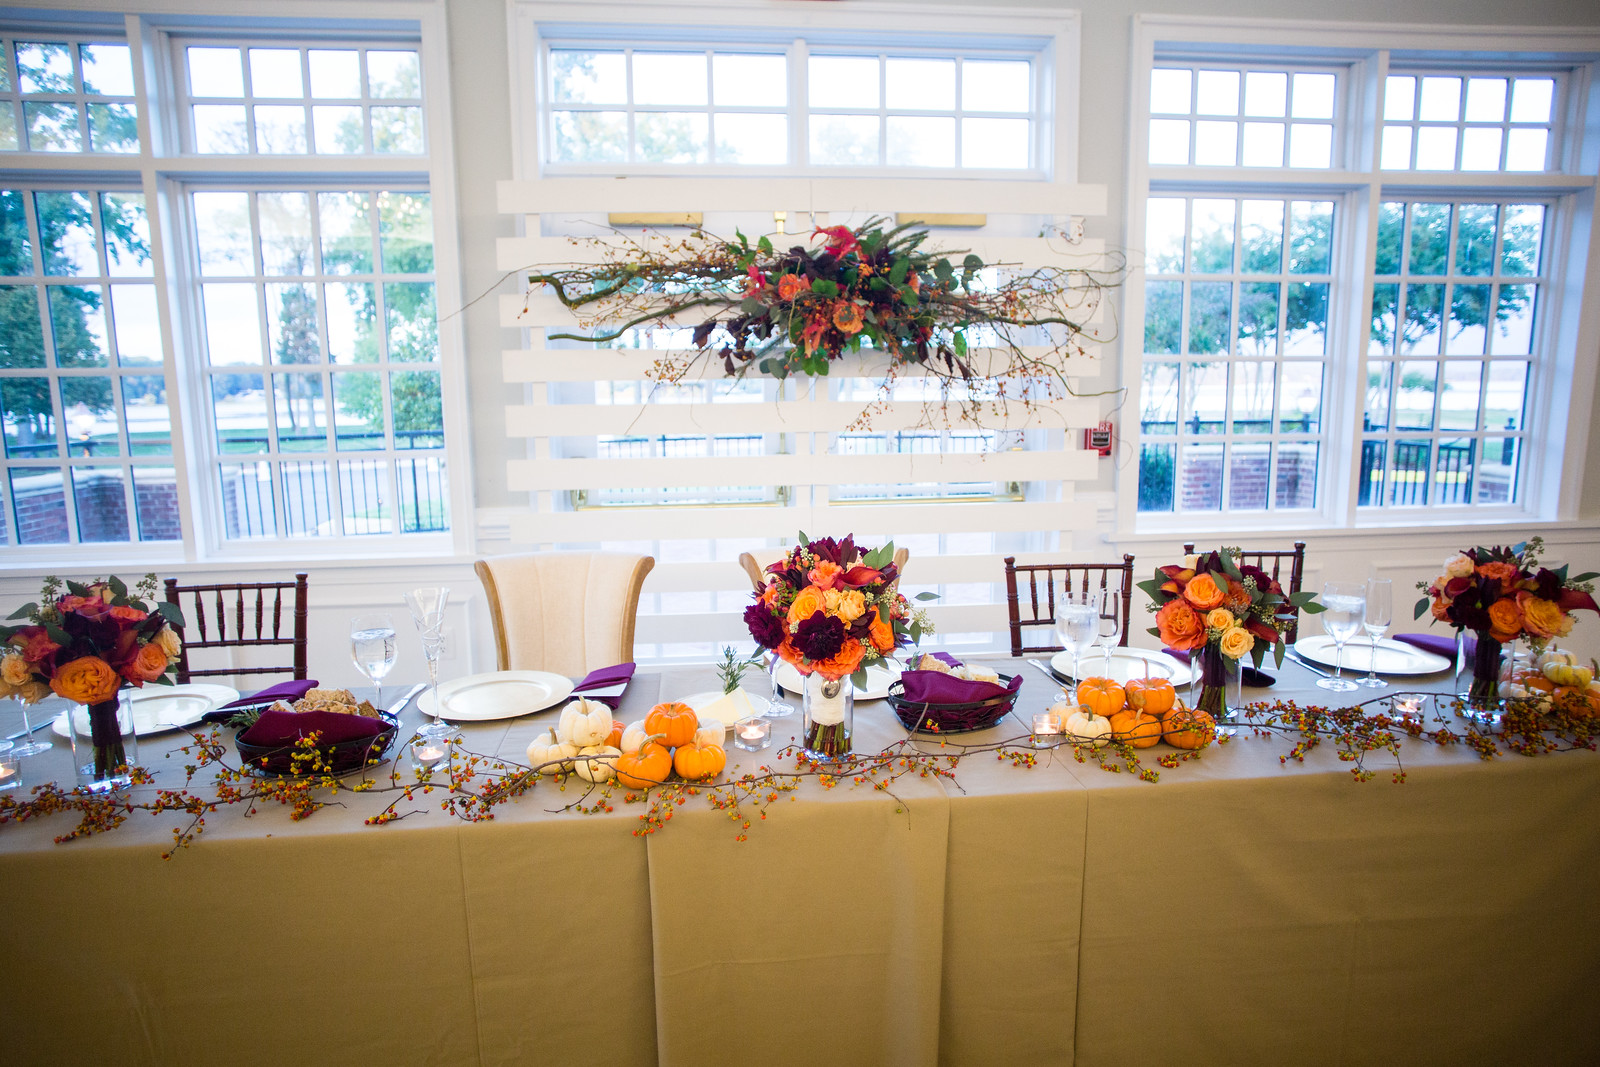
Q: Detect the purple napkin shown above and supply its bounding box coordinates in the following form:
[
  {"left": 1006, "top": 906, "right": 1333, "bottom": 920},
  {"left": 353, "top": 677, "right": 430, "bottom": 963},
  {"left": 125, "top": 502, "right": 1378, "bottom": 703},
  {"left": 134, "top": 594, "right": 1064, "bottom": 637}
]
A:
[
  {"left": 218, "top": 678, "right": 319, "bottom": 711},
  {"left": 238, "top": 708, "right": 386, "bottom": 747},
  {"left": 1162, "top": 647, "right": 1275, "bottom": 687},
  {"left": 1394, "top": 632, "right": 1471, "bottom": 661},
  {"left": 572, "top": 663, "right": 635, "bottom": 708},
  {"left": 900, "top": 669, "right": 1022, "bottom": 705}
]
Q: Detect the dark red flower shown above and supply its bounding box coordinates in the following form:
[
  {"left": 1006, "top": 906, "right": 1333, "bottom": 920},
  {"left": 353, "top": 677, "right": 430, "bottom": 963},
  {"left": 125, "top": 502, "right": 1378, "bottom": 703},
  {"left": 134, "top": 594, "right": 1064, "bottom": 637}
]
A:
[
  {"left": 744, "top": 602, "right": 786, "bottom": 650},
  {"left": 793, "top": 610, "right": 846, "bottom": 662}
]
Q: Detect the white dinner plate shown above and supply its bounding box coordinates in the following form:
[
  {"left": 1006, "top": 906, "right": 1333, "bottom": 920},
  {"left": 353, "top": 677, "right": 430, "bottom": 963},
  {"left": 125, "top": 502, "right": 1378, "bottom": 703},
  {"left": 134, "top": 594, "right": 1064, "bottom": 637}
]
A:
[
  {"left": 1293, "top": 636, "right": 1452, "bottom": 676},
  {"left": 51, "top": 682, "right": 240, "bottom": 739},
  {"left": 1048, "top": 648, "right": 1194, "bottom": 687},
  {"left": 418, "top": 671, "right": 575, "bottom": 721},
  {"left": 773, "top": 661, "right": 901, "bottom": 701}
]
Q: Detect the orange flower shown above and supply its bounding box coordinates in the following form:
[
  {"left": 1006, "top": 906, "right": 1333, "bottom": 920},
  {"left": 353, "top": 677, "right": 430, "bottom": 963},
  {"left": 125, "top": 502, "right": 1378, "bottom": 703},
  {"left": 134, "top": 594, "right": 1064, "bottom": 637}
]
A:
[
  {"left": 1223, "top": 579, "right": 1250, "bottom": 612},
  {"left": 1477, "top": 561, "right": 1519, "bottom": 591},
  {"left": 1517, "top": 593, "right": 1570, "bottom": 640},
  {"left": 1430, "top": 597, "right": 1453, "bottom": 622},
  {"left": 868, "top": 609, "right": 895, "bottom": 653},
  {"left": 1183, "top": 573, "right": 1225, "bottom": 611},
  {"left": 787, "top": 585, "right": 827, "bottom": 628},
  {"left": 832, "top": 301, "right": 864, "bottom": 335},
  {"left": 809, "top": 560, "right": 844, "bottom": 591},
  {"left": 777, "top": 273, "right": 811, "bottom": 301},
  {"left": 49, "top": 655, "right": 120, "bottom": 705},
  {"left": 811, "top": 638, "right": 866, "bottom": 682},
  {"left": 122, "top": 642, "right": 170, "bottom": 684},
  {"left": 1486, "top": 598, "right": 1524, "bottom": 643},
  {"left": 1155, "top": 599, "right": 1206, "bottom": 650}
]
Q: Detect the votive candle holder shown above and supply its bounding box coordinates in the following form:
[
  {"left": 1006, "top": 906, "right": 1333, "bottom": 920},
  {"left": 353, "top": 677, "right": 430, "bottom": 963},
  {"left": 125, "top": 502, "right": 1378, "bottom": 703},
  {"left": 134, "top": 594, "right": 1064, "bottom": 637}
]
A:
[{"left": 733, "top": 716, "right": 772, "bottom": 751}]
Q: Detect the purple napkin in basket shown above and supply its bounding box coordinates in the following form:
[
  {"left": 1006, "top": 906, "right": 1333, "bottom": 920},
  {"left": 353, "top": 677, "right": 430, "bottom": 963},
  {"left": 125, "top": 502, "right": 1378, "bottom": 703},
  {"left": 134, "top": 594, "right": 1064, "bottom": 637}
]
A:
[
  {"left": 218, "top": 678, "right": 319, "bottom": 711},
  {"left": 238, "top": 708, "right": 385, "bottom": 747},
  {"left": 1394, "top": 632, "right": 1471, "bottom": 661},
  {"left": 572, "top": 663, "right": 635, "bottom": 708},
  {"left": 900, "top": 669, "right": 1022, "bottom": 705}
]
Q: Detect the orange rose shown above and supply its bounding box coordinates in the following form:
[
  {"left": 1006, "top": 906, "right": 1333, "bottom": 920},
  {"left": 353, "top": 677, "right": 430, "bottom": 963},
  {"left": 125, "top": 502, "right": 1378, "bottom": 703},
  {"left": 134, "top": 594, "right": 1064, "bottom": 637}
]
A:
[
  {"left": 1430, "top": 597, "right": 1452, "bottom": 621},
  {"left": 832, "top": 301, "right": 864, "bottom": 335},
  {"left": 811, "top": 638, "right": 866, "bottom": 681},
  {"left": 1183, "top": 573, "right": 1225, "bottom": 611},
  {"left": 108, "top": 604, "right": 149, "bottom": 624},
  {"left": 122, "top": 641, "right": 170, "bottom": 684},
  {"left": 1486, "top": 598, "right": 1523, "bottom": 643},
  {"left": 808, "top": 561, "right": 844, "bottom": 591},
  {"left": 787, "top": 585, "right": 827, "bottom": 628},
  {"left": 868, "top": 609, "right": 895, "bottom": 653},
  {"left": 1203, "top": 607, "right": 1235, "bottom": 631},
  {"left": 49, "top": 655, "right": 121, "bottom": 705},
  {"left": 1156, "top": 599, "right": 1206, "bottom": 650},
  {"left": 1223, "top": 579, "right": 1250, "bottom": 612},
  {"left": 1477, "top": 561, "right": 1519, "bottom": 591},
  {"left": 1517, "top": 593, "right": 1570, "bottom": 640},
  {"left": 777, "top": 273, "right": 811, "bottom": 301}
]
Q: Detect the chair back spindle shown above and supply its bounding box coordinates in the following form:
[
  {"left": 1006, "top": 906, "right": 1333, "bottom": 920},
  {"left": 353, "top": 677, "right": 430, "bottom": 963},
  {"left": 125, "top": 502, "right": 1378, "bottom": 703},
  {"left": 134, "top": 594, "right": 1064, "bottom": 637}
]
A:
[
  {"left": 163, "top": 574, "right": 309, "bottom": 684},
  {"left": 1004, "top": 555, "right": 1136, "bottom": 657}
]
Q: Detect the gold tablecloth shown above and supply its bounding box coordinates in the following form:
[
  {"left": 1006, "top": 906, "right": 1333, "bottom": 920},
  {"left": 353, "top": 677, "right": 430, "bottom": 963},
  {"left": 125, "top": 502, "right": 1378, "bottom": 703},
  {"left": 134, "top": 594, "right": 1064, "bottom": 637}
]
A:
[{"left": 3, "top": 660, "right": 1596, "bottom": 1066}]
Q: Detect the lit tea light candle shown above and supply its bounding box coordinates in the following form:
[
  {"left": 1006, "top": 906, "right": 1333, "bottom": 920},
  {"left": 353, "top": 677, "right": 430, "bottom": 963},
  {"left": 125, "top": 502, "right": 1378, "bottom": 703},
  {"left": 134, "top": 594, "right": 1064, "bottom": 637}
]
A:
[
  {"left": 413, "top": 743, "right": 447, "bottom": 771},
  {"left": 733, "top": 717, "right": 772, "bottom": 751},
  {"left": 0, "top": 746, "right": 18, "bottom": 791},
  {"left": 1032, "top": 712, "right": 1061, "bottom": 747},
  {"left": 1391, "top": 692, "right": 1427, "bottom": 718}
]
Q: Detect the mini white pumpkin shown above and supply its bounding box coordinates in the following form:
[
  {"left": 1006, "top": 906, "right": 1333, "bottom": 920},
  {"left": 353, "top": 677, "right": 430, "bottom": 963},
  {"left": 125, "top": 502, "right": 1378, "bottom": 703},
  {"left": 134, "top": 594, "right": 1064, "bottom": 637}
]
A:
[
  {"left": 695, "top": 717, "right": 727, "bottom": 747},
  {"left": 526, "top": 729, "right": 578, "bottom": 774},
  {"left": 1536, "top": 648, "right": 1578, "bottom": 670},
  {"left": 573, "top": 744, "right": 621, "bottom": 783},
  {"left": 1062, "top": 705, "right": 1112, "bottom": 748},
  {"left": 557, "top": 698, "right": 614, "bottom": 747},
  {"left": 1543, "top": 660, "right": 1595, "bottom": 688},
  {"left": 619, "top": 718, "right": 651, "bottom": 754}
]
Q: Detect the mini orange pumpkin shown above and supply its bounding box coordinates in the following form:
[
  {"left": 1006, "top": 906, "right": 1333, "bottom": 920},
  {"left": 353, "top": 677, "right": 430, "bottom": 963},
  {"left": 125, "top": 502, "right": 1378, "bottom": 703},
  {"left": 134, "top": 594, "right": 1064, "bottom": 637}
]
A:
[
  {"left": 616, "top": 740, "right": 673, "bottom": 789},
  {"left": 604, "top": 719, "right": 626, "bottom": 748},
  {"left": 1552, "top": 686, "right": 1600, "bottom": 717},
  {"left": 1107, "top": 707, "right": 1162, "bottom": 748},
  {"left": 1124, "top": 677, "right": 1177, "bottom": 717},
  {"left": 644, "top": 701, "right": 699, "bottom": 749},
  {"left": 1075, "top": 677, "right": 1126, "bottom": 718},
  {"left": 672, "top": 739, "right": 727, "bottom": 781},
  {"left": 1164, "top": 705, "right": 1216, "bottom": 750}
]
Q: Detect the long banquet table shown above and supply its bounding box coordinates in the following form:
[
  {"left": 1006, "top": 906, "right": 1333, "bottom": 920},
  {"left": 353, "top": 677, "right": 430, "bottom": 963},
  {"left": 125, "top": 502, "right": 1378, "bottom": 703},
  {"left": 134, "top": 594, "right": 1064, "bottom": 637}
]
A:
[{"left": 4, "top": 656, "right": 1598, "bottom": 1066}]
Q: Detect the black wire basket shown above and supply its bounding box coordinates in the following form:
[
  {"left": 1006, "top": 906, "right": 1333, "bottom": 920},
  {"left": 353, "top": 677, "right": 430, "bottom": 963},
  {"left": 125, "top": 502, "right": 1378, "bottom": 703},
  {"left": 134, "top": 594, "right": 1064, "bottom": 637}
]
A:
[
  {"left": 234, "top": 712, "right": 399, "bottom": 777},
  {"left": 885, "top": 673, "right": 1019, "bottom": 734}
]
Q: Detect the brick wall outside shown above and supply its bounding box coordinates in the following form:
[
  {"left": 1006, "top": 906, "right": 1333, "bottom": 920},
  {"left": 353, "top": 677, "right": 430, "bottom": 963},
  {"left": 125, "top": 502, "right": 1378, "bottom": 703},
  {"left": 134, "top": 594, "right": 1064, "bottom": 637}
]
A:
[
  {"left": 1180, "top": 447, "right": 1318, "bottom": 511},
  {"left": 8, "top": 469, "right": 181, "bottom": 544}
]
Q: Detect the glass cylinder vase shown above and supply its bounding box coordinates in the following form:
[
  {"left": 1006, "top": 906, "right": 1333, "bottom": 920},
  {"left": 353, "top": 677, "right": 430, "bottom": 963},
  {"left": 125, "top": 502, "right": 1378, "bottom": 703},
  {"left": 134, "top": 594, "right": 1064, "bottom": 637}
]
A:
[
  {"left": 800, "top": 671, "right": 853, "bottom": 761},
  {"left": 69, "top": 689, "right": 137, "bottom": 792},
  {"left": 1465, "top": 633, "right": 1503, "bottom": 713},
  {"left": 1193, "top": 642, "right": 1228, "bottom": 721}
]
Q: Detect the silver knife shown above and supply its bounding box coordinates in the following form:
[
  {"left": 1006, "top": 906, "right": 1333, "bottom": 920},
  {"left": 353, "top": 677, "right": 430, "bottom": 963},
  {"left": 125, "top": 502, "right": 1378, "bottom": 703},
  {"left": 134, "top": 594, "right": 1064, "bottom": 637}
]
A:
[
  {"left": 3, "top": 717, "right": 52, "bottom": 743},
  {"left": 386, "top": 682, "right": 427, "bottom": 718},
  {"left": 1287, "top": 649, "right": 1333, "bottom": 678},
  {"left": 1028, "top": 658, "right": 1071, "bottom": 692}
]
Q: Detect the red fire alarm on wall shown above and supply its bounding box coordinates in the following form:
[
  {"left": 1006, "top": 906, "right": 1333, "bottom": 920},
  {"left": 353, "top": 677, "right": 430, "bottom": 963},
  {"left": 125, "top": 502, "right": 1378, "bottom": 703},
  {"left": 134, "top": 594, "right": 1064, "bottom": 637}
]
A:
[{"left": 1083, "top": 422, "right": 1114, "bottom": 457}]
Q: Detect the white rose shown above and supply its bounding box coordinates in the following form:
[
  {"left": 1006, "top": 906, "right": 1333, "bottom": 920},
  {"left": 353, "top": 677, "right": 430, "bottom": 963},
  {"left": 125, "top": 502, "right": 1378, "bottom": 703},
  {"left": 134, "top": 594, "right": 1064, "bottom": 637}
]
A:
[
  {"left": 154, "top": 627, "right": 182, "bottom": 659},
  {"left": 1182, "top": 554, "right": 1200, "bottom": 570},
  {"left": 1444, "top": 554, "right": 1476, "bottom": 579},
  {"left": 1, "top": 652, "right": 31, "bottom": 685}
]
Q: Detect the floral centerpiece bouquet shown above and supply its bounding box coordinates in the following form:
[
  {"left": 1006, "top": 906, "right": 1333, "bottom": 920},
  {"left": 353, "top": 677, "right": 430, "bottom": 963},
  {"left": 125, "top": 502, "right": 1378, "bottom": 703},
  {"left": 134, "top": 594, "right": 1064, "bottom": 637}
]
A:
[
  {"left": 2, "top": 575, "right": 185, "bottom": 786},
  {"left": 744, "top": 534, "right": 932, "bottom": 758},
  {"left": 1138, "top": 548, "right": 1323, "bottom": 719},
  {"left": 1414, "top": 538, "right": 1597, "bottom": 707}
]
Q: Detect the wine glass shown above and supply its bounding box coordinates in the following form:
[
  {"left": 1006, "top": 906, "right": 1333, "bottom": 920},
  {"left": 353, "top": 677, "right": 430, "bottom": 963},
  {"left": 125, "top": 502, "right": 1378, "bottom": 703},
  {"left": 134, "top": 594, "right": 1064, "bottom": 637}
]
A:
[
  {"left": 1095, "top": 588, "right": 1124, "bottom": 678},
  {"left": 1054, "top": 587, "right": 1099, "bottom": 683},
  {"left": 1357, "top": 578, "right": 1393, "bottom": 689},
  {"left": 764, "top": 653, "right": 795, "bottom": 719},
  {"left": 403, "top": 587, "right": 450, "bottom": 721},
  {"left": 7, "top": 698, "right": 51, "bottom": 758},
  {"left": 1316, "top": 581, "right": 1365, "bottom": 692},
  {"left": 349, "top": 613, "right": 397, "bottom": 709}
]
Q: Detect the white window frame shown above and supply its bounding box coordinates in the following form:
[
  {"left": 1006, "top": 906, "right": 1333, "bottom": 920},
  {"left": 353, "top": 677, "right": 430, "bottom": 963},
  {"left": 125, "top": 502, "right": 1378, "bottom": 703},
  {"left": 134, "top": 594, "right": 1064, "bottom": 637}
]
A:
[
  {"left": 1122, "top": 16, "right": 1600, "bottom": 540},
  {"left": 0, "top": 3, "right": 471, "bottom": 569}
]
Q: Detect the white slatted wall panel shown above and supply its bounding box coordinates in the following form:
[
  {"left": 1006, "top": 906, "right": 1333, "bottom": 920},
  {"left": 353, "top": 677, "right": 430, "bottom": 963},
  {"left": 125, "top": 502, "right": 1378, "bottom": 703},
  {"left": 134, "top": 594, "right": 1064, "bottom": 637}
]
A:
[{"left": 498, "top": 176, "right": 1110, "bottom": 658}]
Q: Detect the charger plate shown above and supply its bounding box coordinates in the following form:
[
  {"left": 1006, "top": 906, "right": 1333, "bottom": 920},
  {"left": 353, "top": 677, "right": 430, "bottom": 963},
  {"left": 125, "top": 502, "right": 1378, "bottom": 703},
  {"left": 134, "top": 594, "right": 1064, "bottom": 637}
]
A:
[
  {"left": 1294, "top": 636, "right": 1451, "bottom": 676},
  {"left": 1048, "top": 648, "right": 1194, "bottom": 687},
  {"left": 418, "top": 671, "right": 574, "bottom": 721},
  {"left": 51, "top": 682, "right": 240, "bottom": 739}
]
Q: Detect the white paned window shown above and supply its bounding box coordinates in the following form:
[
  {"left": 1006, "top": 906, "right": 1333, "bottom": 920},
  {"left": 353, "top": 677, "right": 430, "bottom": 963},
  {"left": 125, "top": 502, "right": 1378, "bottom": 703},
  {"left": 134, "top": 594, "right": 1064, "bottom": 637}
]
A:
[
  {"left": 542, "top": 42, "right": 1042, "bottom": 174},
  {"left": 178, "top": 41, "right": 425, "bottom": 155},
  {"left": 1149, "top": 63, "right": 1338, "bottom": 169},
  {"left": 1132, "top": 25, "right": 1597, "bottom": 529},
  {"left": 0, "top": 38, "right": 139, "bottom": 154}
]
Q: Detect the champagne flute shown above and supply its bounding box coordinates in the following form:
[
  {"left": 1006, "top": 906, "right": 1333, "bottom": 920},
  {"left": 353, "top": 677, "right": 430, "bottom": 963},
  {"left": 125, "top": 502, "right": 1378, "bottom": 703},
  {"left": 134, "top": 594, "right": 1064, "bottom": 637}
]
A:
[
  {"left": 765, "top": 653, "right": 795, "bottom": 719},
  {"left": 1316, "top": 581, "right": 1365, "bottom": 692},
  {"left": 1357, "top": 578, "right": 1392, "bottom": 689},
  {"left": 1095, "top": 588, "right": 1124, "bottom": 678},
  {"left": 403, "top": 587, "right": 449, "bottom": 721},
  {"left": 349, "top": 613, "right": 397, "bottom": 710},
  {"left": 1054, "top": 587, "right": 1099, "bottom": 684}
]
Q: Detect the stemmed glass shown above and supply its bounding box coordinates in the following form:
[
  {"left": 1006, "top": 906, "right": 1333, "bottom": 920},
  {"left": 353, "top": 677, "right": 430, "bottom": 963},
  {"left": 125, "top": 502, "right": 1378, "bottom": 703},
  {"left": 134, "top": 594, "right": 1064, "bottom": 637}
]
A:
[
  {"left": 403, "top": 587, "right": 449, "bottom": 721},
  {"left": 764, "top": 654, "right": 795, "bottom": 719},
  {"left": 1357, "top": 578, "right": 1393, "bottom": 689},
  {"left": 1316, "top": 581, "right": 1366, "bottom": 692},
  {"left": 1095, "top": 588, "right": 1124, "bottom": 678},
  {"left": 349, "top": 613, "right": 397, "bottom": 709},
  {"left": 1054, "top": 587, "right": 1099, "bottom": 683},
  {"left": 7, "top": 699, "right": 51, "bottom": 758}
]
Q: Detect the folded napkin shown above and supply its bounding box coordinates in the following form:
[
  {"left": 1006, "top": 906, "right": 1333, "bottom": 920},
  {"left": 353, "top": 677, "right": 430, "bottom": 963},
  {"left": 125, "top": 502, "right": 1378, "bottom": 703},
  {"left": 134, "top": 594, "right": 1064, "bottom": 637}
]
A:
[
  {"left": 900, "top": 668, "right": 1022, "bottom": 706},
  {"left": 219, "top": 678, "right": 320, "bottom": 712},
  {"left": 1161, "top": 648, "right": 1276, "bottom": 687},
  {"left": 571, "top": 663, "right": 635, "bottom": 709},
  {"left": 1393, "top": 632, "right": 1470, "bottom": 662},
  {"left": 238, "top": 707, "right": 386, "bottom": 748}
]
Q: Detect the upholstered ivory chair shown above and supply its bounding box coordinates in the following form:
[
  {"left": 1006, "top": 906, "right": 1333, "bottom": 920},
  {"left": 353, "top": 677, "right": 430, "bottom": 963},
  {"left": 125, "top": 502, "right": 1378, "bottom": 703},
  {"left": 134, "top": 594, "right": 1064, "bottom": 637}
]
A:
[
  {"left": 738, "top": 547, "right": 911, "bottom": 591},
  {"left": 474, "top": 552, "right": 655, "bottom": 676}
]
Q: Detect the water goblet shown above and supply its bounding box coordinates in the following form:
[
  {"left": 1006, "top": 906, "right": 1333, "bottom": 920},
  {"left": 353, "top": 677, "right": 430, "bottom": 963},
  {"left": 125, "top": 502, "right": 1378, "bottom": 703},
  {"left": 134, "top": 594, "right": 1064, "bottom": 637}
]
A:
[
  {"left": 6, "top": 698, "right": 51, "bottom": 758},
  {"left": 764, "top": 653, "right": 795, "bottom": 719},
  {"left": 404, "top": 587, "right": 450, "bottom": 721},
  {"left": 1316, "top": 581, "right": 1365, "bottom": 692},
  {"left": 1095, "top": 588, "right": 1124, "bottom": 678},
  {"left": 1054, "top": 587, "right": 1099, "bottom": 684},
  {"left": 349, "top": 613, "right": 397, "bottom": 709},
  {"left": 1357, "top": 578, "right": 1393, "bottom": 689}
]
